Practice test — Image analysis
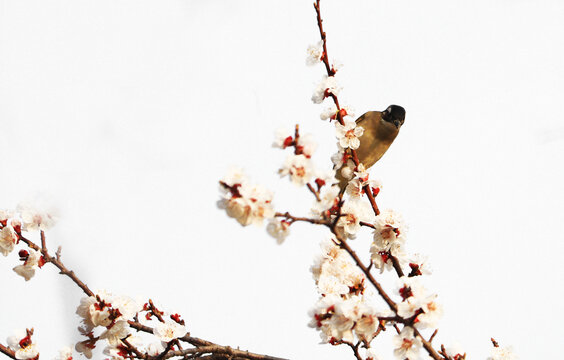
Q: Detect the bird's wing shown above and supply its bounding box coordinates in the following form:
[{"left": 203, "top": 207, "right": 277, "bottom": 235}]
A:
[{"left": 355, "top": 111, "right": 384, "bottom": 170}]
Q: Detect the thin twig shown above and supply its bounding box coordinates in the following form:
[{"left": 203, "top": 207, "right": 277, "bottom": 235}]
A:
[{"left": 274, "top": 212, "right": 329, "bottom": 226}]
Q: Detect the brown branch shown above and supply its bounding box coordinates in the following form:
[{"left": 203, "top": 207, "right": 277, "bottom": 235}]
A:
[
  {"left": 359, "top": 221, "right": 375, "bottom": 229},
  {"left": 429, "top": 329, "right": 439, "bottom": 343},
  {"left": 14, "top": 233, "right": 286, "bottom": 360},
  {"left": 306, "top": 183, "right": 321, "bottom": 201},
  {"left": 390, "top": 255, "right": 405, "bottom": 277},
  {"left": 0, "top": 344, "right": 15, "bottom": 360},
  {"left": 274, "top": 212, "right": 329, "bottom": 226},
  {"left": 122, "top": 336, "right": 147, "bottom": 359},
  {"left": 19, "top": 232, "right": 94, "bottom": 297},
  {"left": 332, "top": 231, "right": 397, "bottom": 312},
  {"left": 128, "top": 321, "right": 288, "bottom": 360}
]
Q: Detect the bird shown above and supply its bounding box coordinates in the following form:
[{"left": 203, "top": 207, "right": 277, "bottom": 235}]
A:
[{"left": 336, "top": 105, "right": 406, "bottom": 191}]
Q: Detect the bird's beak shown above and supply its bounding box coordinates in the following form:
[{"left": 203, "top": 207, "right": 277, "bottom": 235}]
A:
[{"left": 393, "top": 120, "right": 401, "bottom": 128}]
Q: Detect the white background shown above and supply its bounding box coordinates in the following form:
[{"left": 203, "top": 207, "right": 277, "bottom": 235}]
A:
[{"left": 1, "top": 1, "right": 563, "bottom": 359}]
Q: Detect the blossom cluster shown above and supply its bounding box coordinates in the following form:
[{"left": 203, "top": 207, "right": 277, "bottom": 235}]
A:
[
  {"left": 0, "top": 204, "right": 56, "bottom": 281},
  {"left": 75, "top": 290, "right": 187, "bottom": 359},
  {"left": 218, "top": 168, "right": 275, "bottom": 227},
  {"left": 309, "top": 238, "right": 381, "bottom": 344}
]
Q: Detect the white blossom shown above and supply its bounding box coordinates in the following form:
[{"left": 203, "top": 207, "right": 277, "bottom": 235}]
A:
[
  {"left": 306, "top": 40, "right": 324, "bottom": 66},
  {"left": 52, "top": 346, "right": 73, "bottom": 360},
  {"left": 312, "top": 76, "right": 342, "bottom": 104},
  {"left": 297, "top": 133, "right": 318, "bottom": 158},
  {"left": 146, "top": 342, "right": 165, "bottom": 356},
  {"left": 346, "top": 173, "right": 382, "bottom": 199},
  {"left": 443, "top": 343, "right": 466, "bottom": 359},
  {"left": 373, "top": 209, "right": 407, "bottom": 249},
  {"left": 309, "top": 293, "right": 377, "bottom": 344},
  {"left": 363, "top": 348, "right": 382, "bottom": 360},
  {"left": 336, "top": 200, "right": 374, "bottom": 238},
  {"left": 112, "top": 295, "right": 142, "bottom": 320},
  {"left": 488, "top": 346, "right": 518, "bottom": 360},
  {"left": 100, "top": 320, "right": 130, "bottom": 346},
  {"left": 320, "top": 105, "right": 355, "bottom": 121},
  {"left": 7, "top": 329, "right": 39, "bottom": 360},
  {"left": 272, "top": 127, "right": 294, "bottom": 149},
  {"left": 218, "top": 170, "right": 275, "bottom": 226},
  {"left": 153, "top": 321, "right": 187, "bottom": 342},
  {"left": 417, "top": 294, "right": 443, "bottom": 329},
  {"left": 266, "top": 218, "right": 290, "bottom": 244},
  {"left": 408, "top": 253, "right": 433, "bottom": 276},
  {"left": 393, "top": 327, "right": 422, "bottom": 360},
  {"left": 75, "top": 340, "right": 94, "bottom": 359},
  {"left": 17, "top": 202, "right": 57, "bottom": 232},
  {"left": 13, "top": 249, "right": 42, "bottom": 281},
  {"left": 335, "top": 120, "right": 364, "bottom": 150},
  {"left": 279, "top": 154, "right": 313, "bottom": 186},
  {"left": 0, "top": 225, "right": 17, "bottom": 256},
  {"left": 310, "top": 185, "right": 340, "bottom": 219}
]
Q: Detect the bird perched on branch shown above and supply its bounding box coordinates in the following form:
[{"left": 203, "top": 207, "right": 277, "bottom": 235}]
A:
[{"left": 337, "top": 105, "right": 406, "bottom": 190}]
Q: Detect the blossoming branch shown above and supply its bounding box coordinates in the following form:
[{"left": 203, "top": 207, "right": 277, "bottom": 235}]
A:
[{"left": 217, "top": 1, "right": 516, "bottom": 360}]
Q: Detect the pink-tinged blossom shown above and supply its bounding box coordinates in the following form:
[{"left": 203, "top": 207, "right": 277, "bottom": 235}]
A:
[
  {"left": 488, "top": 346, "right": 518, "bottom": 360},
  {"left": 53, "top": 346, "right": 73, "bottom": 360},
  {"left": 279, "top": 154, "right": 313, "bottom": 186},
  {"left": 17, "top": 203, "right": 57, "bottom": 232},
  {"left": 13, "top": 249, "right": 43, "bottom": 281},
  {"left": 311, "top": 75, "right": 342, "bottom": 104},
  {"left": 0, "top": 225, "right": 17, "bottom": 256},
  {"left": 306, "top": 40, "right": 324, "bottom": 66},
  {"left": 266, "top": 218, "right": 290, "bottom": 244},
  {"left": 393, "top": 327, "right": 422, "bottom": 360},
  {"left": 335, "top": 120, "right": 364, "bottom": 150},
  {"left": 7, "top": 329, "right": 39, "bottom": 360},
  {"left": 153, "top": 321, "right": 187, "bottom": 342}
]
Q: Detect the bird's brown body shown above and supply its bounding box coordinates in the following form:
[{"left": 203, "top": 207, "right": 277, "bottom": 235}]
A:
[
  {"left": 336, "top": 106, "right": 405, "bottom": 191},
  {"left": 354, "top": 111, "right": 400, "bottom": 169}
]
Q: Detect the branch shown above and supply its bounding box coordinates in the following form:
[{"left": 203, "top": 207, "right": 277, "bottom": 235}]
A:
[
  {"left": 313, "top": 0, "right": 380, "bottom": 216},
  {"left": 14, "top": 233, "right": 287, "bottom": 360},
  {"left": 274, "top": 212, "right": 330, "bottom": 226},
  {"left": 0, "top": 344, "right": 15, "bottom": 360}
]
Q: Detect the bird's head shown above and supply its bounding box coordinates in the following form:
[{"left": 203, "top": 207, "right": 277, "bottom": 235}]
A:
[{"left": 382, "top": 105, "right": 406, "bottom": 129}]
